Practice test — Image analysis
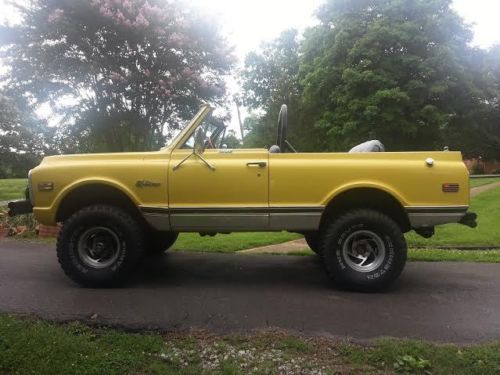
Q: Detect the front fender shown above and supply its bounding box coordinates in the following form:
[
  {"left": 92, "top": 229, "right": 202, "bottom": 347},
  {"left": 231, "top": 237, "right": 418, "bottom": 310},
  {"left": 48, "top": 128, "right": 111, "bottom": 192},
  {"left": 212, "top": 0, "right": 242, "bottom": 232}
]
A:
[{"left": 33, "top": 178, "right": 141, "bottom": 225}]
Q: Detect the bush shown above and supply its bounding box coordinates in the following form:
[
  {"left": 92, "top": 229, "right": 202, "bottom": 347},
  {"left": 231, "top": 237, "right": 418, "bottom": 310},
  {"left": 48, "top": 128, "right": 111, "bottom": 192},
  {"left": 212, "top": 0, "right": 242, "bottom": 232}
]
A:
[{"left": 470, "top": 162, "right": 485, "bottom": 175}]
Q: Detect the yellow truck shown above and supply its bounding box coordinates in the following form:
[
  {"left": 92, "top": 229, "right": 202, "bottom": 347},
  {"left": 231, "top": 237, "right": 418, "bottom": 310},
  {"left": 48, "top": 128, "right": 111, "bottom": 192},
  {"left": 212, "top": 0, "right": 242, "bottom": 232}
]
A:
[{"left": 9, "top": 104, "right": 477, "bottom": 290}]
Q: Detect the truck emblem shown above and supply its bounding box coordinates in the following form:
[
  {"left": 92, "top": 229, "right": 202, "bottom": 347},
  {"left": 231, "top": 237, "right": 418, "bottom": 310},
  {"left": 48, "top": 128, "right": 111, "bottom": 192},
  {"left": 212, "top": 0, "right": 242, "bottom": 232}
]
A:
[{"left": 136, "top": 180, "right": 160, "bottom": 188}]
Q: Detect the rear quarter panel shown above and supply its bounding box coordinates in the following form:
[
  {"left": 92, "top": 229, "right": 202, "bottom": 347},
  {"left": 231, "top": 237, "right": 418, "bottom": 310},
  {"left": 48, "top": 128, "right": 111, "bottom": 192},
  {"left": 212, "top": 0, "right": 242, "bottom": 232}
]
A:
[{"left": 269, "top": 151, "right": 469, "bottom": 208}]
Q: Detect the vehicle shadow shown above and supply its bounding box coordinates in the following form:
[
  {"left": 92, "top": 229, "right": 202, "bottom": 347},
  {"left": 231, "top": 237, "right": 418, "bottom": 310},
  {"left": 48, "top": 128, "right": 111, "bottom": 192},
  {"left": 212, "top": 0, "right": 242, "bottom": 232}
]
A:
[
  {"left": 131, "top": 251, "right": 333, "bottom": 290},
  {"left": 129, "top": 251, "right": 408, "bottom": 293}
]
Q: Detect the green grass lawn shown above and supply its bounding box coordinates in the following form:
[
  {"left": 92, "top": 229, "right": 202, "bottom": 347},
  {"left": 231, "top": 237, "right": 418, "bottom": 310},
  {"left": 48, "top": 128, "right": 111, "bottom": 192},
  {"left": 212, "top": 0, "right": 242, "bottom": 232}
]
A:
[
  {"left": 173, "top": 231, "right": 300, "bottom": 252},
  {"left": 406, "top": 186, "right": 500, "bottom": 247},
  {"left": 289, "top": 248, "right": 500, "bottom": 262},
  {"left": 1, "top": 314, "right": 499, "bottom": 375},
  {"left": 470, "top": 177, "right": 500, "bottom": 188},
  {"left": 0, "top": 178, "right": 27, "bottom": 201},
  {"left": 408, "top": 249, "right": 500, "bottom": 262}
]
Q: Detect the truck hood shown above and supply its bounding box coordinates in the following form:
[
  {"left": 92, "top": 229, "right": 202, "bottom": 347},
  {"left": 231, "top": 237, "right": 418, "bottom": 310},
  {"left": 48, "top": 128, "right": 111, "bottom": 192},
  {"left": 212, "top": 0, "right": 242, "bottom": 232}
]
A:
[{"left": 40, "top": 151, "right": 162, "bottom": 164}]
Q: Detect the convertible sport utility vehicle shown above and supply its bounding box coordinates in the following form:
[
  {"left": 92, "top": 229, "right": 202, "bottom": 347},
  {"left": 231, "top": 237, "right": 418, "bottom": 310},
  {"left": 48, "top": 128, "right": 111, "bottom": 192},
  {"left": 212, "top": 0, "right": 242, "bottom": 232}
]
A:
[{"left": 9, "top": 104, "right": 477, "bottom": 291}]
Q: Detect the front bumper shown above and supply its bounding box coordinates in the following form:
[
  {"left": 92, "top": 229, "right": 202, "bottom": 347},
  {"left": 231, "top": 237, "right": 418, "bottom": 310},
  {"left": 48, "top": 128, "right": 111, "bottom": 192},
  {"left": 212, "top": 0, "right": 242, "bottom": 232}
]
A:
[{"left": 7, "top": 199, "right": 33, "bottom": 217}]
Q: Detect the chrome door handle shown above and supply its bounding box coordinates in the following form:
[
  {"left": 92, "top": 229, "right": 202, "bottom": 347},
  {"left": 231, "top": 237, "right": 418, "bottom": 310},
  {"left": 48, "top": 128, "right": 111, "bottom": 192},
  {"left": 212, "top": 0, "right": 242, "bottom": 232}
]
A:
[{"left": 246, "top": 161, "right": 267, "bottom": 168}]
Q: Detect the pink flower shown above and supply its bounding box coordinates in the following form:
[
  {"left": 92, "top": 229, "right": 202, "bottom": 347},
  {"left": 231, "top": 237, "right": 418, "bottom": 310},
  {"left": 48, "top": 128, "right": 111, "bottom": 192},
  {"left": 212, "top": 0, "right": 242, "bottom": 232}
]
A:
[
  {"left": 142, "top": 1, "right": 163, "bottom": 19},
  {"left": 110, "top": 71, "right": 124, "bottom": 82},
  {"left": 99, "top": 6, "right": 113, "bottom": 18},
  {"left": 134, "top": 13, "right": 149, "bottom": 28},
  {"left": 123, "top": 0, "right": 133, "bottom": 12},
  {"left": 168, "top": 32, "right": 187, "bottom": 48},
  {"left": 48, "top": 8, "right": 64, "bottom": 23},
  {"left": 113, "top": 10, "right": 126, "bottom": 23},
  {"left": 181, "top": 67, "right": 192, "bottom": 78}
]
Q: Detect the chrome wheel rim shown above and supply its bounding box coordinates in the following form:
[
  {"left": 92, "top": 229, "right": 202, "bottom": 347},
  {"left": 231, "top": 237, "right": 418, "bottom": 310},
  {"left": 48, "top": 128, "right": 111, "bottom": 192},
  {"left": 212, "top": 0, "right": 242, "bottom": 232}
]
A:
[
  {"left": 77, "top": 227, "right": 121, "bottom": 268},
  {"left": 342, "top": 230, "right": 386, "bottom": 273}
]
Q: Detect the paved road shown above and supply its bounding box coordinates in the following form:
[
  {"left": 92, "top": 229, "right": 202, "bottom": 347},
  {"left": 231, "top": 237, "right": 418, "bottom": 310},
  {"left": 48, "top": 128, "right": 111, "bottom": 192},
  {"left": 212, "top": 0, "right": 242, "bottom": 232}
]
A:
[{"left": 1, "top": 239, "right": 500, "bottom": 344}]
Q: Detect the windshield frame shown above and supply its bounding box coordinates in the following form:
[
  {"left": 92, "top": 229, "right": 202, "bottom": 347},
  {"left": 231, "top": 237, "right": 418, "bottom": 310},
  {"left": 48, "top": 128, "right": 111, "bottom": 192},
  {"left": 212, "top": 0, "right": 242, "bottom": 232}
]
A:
[{"left": 161, "top": 104, "right": 212, "bottom": 151}]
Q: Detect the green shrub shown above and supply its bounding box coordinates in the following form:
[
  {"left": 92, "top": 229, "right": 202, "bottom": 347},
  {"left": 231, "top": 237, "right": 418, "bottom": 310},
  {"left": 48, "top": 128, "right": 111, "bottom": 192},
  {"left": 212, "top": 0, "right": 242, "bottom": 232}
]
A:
[{"left": 470, "top": 162, "right": 485, "bottom": 175}]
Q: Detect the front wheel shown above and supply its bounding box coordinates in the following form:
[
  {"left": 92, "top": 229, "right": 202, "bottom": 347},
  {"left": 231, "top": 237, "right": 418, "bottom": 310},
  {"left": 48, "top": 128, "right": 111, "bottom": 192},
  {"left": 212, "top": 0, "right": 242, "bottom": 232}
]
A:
[
  {"left": 320, "top": 209, "right": 407, "bottom": 292},
  {"left": 57, "top": 205, "right": 145, "bottom": 287}
]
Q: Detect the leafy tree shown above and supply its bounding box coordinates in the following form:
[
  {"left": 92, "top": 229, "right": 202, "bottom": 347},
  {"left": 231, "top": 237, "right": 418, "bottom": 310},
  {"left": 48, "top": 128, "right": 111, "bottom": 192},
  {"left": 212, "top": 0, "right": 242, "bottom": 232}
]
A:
[
  {"left": 484, "top": 45, "right": 500, "bottom": 160},
  {"left": 241, "top": 113, "right": 273, "bottom": 148},
  {"left": 0, "top": 0, "right": 234, "bottom": 153},
  {"left": 241, "top": 0, "right": 492, "bottom": 154},
  {"left": 222, "top": 129, "right": 241, "bottom": 149},
  {"left": 439, "top": 45, "right": 500, "bottom": 160},
  {"left": 240, "top": 29, "right": 324, "bottom": 151},
  {"left": 0, "top": 94, "right": 48, "bottom": 177},
  {"left": 300, "top": 0, "right": 487, "bottom": 152}
]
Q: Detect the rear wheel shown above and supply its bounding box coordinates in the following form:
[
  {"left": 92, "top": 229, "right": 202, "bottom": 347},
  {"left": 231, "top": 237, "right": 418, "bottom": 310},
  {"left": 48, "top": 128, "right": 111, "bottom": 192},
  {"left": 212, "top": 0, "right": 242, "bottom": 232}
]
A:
[
  {"left": 147, "top": 231, "right": 178, "bottom": 255},
  {"left": 57, "top": 205, "right": 145, "bottom": 287},
  {"left": 320, "top": 209, "right": 407, "bottom": 292}
]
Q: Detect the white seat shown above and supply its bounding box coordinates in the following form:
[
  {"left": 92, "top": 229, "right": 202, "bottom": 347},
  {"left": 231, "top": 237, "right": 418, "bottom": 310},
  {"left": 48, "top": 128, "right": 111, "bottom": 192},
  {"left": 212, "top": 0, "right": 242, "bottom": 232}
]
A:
[{"left": 349, "top": 140, "right": 385, "bottom": 153}]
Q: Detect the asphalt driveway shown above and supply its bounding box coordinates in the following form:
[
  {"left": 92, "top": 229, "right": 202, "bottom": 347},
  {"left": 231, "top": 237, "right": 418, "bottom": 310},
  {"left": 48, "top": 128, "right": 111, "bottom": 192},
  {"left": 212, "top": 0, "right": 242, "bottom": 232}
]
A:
[{"left": 1, "top": 239, "right": 499, "bottom": 344}]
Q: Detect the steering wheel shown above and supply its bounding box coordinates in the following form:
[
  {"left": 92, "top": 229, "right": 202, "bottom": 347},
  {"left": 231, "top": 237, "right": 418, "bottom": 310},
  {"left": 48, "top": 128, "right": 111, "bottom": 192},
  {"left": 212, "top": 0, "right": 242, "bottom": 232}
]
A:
[{"left": 276, "top": 104, "right": 296, "bottom": 152}]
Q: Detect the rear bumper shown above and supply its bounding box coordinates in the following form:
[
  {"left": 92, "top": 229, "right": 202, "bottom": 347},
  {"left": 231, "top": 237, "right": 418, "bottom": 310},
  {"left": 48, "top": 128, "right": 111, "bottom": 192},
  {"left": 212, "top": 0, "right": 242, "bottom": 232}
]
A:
[
  {"left": 406, "top": 206, "right": 476, "bottom": 228},
  {"left": 7, "top": 200, "right": 33, "bottom": 217},
  {"left": 458, "top": 211, "right": 477, "bottom": 228}
]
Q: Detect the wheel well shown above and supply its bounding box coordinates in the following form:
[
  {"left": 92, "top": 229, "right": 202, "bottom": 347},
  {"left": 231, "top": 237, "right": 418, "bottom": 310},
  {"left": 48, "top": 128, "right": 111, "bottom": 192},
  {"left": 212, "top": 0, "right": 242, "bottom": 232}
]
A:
[
  {"left": 320, "top": 188, "right": 411, "bottom": 232},
  {"left": 56, "top": 184, "right": 143, "bottom": 223}
]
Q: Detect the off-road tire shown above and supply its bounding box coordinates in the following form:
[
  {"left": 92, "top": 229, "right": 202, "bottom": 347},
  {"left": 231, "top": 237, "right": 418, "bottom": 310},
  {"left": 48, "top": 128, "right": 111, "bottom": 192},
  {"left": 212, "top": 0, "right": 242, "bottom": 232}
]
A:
[
  {"left": 321, "top": 209, "right": 407, "bottom": 292},
  {"left": 147, "top": 231, "right": 179, "bottom": 255},
  {"left": 303, "top": 231, "right": 321, "bottom": 255},
  {"left": 57, "top": 205, "right": 145, "bottom": 287}
]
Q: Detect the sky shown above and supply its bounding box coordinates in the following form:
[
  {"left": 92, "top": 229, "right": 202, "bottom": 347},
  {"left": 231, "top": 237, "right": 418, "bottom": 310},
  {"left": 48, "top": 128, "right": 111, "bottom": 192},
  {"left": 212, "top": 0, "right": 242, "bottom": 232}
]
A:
[
  {"left": 187, "top": 0, "right": 500, "bottom": 60},
  {"left": 1, "top": 0, "right": 499, "bottom": 135}
]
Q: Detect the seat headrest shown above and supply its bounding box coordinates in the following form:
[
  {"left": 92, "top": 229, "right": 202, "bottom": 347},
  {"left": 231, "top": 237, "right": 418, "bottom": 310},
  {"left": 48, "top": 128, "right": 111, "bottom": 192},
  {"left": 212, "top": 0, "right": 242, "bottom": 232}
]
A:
[{"left": 269, "top": 145, "right": 281, "bottom": 153}]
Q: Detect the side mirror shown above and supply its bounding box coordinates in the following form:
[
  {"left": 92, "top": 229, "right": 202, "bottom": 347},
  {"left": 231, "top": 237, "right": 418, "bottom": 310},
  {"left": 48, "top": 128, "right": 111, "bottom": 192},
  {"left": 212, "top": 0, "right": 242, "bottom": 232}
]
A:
[{"left": 194, "top": 128, "right": 206, "bottom": 154}]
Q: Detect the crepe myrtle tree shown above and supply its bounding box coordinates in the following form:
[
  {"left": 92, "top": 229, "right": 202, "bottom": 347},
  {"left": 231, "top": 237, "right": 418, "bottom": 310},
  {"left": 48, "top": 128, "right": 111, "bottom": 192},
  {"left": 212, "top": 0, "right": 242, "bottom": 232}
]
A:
[{"left": 0, "top": 0, "right": 235, "bottom": 152}]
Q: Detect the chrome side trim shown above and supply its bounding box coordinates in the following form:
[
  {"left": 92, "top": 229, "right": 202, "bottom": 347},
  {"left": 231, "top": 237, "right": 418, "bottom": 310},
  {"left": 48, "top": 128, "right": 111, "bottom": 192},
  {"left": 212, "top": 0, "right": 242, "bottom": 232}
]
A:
[
  {"left": 142, "top": 212, "right": 171, "bottom": 231},
  {"left": 139, "top": 206, "right": 324, "bottom": 231},
  {"left": 171, "top": 213, "right": 269, "bottom": 232},
  {"left": 405, "top": 206, "right": 468, "bottom": 228},
  {"left": 404, "top": 205, "right": 468, "bottom": 213},
  {"left": 269, "top": 212, "right": 322, "bottom": 231}
]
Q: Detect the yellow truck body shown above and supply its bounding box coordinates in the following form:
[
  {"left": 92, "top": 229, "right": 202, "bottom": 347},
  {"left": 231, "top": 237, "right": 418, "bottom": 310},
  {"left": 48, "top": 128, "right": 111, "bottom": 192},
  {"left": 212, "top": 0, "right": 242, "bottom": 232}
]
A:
[
  {"left": 10, "top": 104, "right": 475, "bottom": 290},
  {"left": 29, "top": 105, "right": 470, "bottom": 232}
]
